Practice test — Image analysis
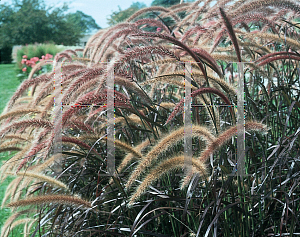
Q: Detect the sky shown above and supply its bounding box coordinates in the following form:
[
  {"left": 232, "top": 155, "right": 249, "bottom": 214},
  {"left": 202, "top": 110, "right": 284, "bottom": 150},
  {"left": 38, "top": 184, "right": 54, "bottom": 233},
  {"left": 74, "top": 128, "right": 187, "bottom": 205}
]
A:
[{"left": 1, "top": 0, "right": 155, "bottom": 29}]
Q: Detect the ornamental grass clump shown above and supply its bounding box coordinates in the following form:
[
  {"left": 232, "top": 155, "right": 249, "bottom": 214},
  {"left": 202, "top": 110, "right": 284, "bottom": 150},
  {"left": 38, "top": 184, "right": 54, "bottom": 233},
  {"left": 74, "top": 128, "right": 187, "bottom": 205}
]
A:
[{"left": 0, "top": 1, "right": 300, "bottom": 236}]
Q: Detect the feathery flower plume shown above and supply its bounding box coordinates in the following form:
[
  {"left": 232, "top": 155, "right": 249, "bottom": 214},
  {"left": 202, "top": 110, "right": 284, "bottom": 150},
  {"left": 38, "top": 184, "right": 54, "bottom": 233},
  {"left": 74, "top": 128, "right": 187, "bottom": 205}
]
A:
[
  {"left": 65, "top": 119, "right": 95, "bottom": 133},
  {"left": 27, "top": 60, "right": 53, "bottom": 81},
  {"left": 1, "top": 218, "right": 33, "bottom": 237},
  {"left": 6, "top": 171, "right": 68, "bottom": 190},
  {"left": 0, "top": 109, "right": 41, "bottom": 122},
  {"left": 61, "top": 136, "right": 102, "bottom": 158},
  {"left": 93, "top": 27, "right": 138, "bottom": 62},
  {"left": 62, "top": 89, "right": 131, "bottom": 124},
  {"left": 0, "top": 209, "right": 31, "bottom": 237},
  {"left": 33, "top": 154, "right": 64, "bottom": 172},
  {"left": 165, "top": 87, "right": 234, "bottom": 125},
  {"left": 179, "top": 122, "right": 268, "bottom": 187},
  {"left": 0, "top": 147, "right": 22, "bottom": 153},
  {"left": 257, "top": 55, "right": 300, "bottom": 66},
  {"left": 255, "top": 51, "right": 300, "bottom": 63},
  {"left": 128, "top": 156, "right": 207, "bottom": 205},
  {"left": 180, "top": 47, "right": 223, "bottom": 77},
  {"left": 172, "top": 0, "right": 203, "bottom": 31},
  {"left": 6, "top": 73, "right": 53, "bottom": 110},
  {"left": 106, "top": 138, "right": 142, "bottom": 159},
  {"left": 125, "top": 125, "right": 215, "bottom": 189},
  {"left": 16, "top": 141, "right": 48, "bottom": 172},
  {"left": 231, "top": 0, "right": 300, "bottom": 18},
  {"left": 126, "top": 6, "right": 180, "bottom": 23},
  {"left": 61, "top": 49, "right": 78, "bottom": 57},
  {"left": 0, "top": 145, "right": 31, "bottom": 182},
  {"left": 114, "top": 139, "right": 151, "bottom": 177},
  {"left": 134, "top": 18, "right": 170, "bottom": 34},
  {"left": 243, "top": 32, "right": 300, "bottom": 50},
  {"left": 118, "top": 45, "right": 179, "bottom": 65},
  {"left": 2, "top": 134, "right": 29, "bottom": 141},
  {"left": 6, "top": 194, "right": 92, "bottom": 209},
  {"left": 181, "top": 26, "right": 207, "bottom": 43},
  {"left": 219, "top": 8, "right": 242, "bottom": 62},
  {"left": 198, "top": 121, "right": 268, "bottom": 164},
  {"left": 0, "top": 119, "right": 53, "bottom": 137},
  {"left": 132, "top": 31, "right": 208, "bottom": 80},
  {"left": 62, "top": 66, "right": 104, "bottom": 104},
  {"left": 54, "top": 52, "right": 72, "bottom": 62}
]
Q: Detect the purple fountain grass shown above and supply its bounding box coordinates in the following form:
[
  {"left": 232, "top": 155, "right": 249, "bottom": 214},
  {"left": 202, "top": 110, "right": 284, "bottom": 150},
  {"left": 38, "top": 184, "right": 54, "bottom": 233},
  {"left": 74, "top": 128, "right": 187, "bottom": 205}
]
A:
[
  {"left": 61, "top": 136, "right": 102, "bottom": 158},
  {"left": 134, "top": 19, "right": 170, "bottom": 34},
  {"left": 125, "top": 125, "right": 215, "bottom": 189},
  {"left": 231, "top": 13, "right": 278, "bottom": 33},
  {"left": 16, "top": 141, "right": 48, "bottom": 172},
  {"left": 6, "top": 194, "right": 92, "bottom": 209},
  {"left": 128, "top": 155, "right": 207, "bottom": 205},
  {"left": 198, "top": 121, "right": 268, "bottom": 163},
  {"left": 35, "top": 128, "right": 52, "bottom": 143},
  {"left": 27, "top": 60, "right": 54, "bottom": 81},
  {"left": 181, "top": 26, "right": 207, "bottom": 43},
  {"left": 31, "top": 80, "right": 54, "bottom": 106},
  {"left": 257, "top": 55, "right": 300, "bottom": 66},
  {"left": 94, "top": 29, "right": 140, "bottom": 62},
  {"left": 180, "top": 121, "right": 268, "bottom": 187},
  {"left": 165, "top": 87, "right": 234, "bottom": 125},
  {"left": 117, "top": 45, "right": 179, "bottom": 64},
  {"left": 62, "top": 67, "right": 90, "bottom": 84},
  {"left": 83, "top": 29, "right": 107, "bottom": 57},
  {"left": 126, "top": 6, "right": 180, "bottom": 23},
  {"left": 60, "top": 49, "right": 78, "bottom": 57},
  {"left": 6, "top": 73, "right": 53, "bottom": 110},
  {"left": 131, "top": 31, "right": 209, "bottom": 80},
  {"left": 202, "top": 0, "right": 232, "bottom": 20},
  {"left": 62, "top": 66, "right": 104, "bottom": 104},
  {"left": 70, "top": 78, "right": 100, "bottom": 102},
  {"left": 85, "top": 106, "right": 106, "bottom": 123},
  {"left": 231, "top": 0, "right": 300, "bottom": 18},
  {"left": 0, "top": 108, "right": 41, "bottom": 123},
  {"left": 179, "top": 47, "right": 223, "bottom": 78},
  {"left": 61, "top": 63, "right": 86, "bottom": 75},
  {"left": 189, "top": 0, "right": 214, "bottom": 26},
  {"left": 61, "top": 89, "right": 131, "bottom": 125},
  {"left": 114, "top": 76, "right": 152, "bottom": 104},
  {"left": 211, "top": 12, "right": 278, "bottom": 53},
  {"left": 0, "top": 119, "right": 53, "bottom": 138},
  {"left": 159, "top": 5, "right": 191, "bottom": 19},
  {"left": 171, "top": 1, "right": 204, "bottom": 33},
  {"left": 66, "top": 119, "right": 95, "bottom": 133},
  {"left": 2, "top": 134, "right": 29, "bottom": 141},
  {"left": 0, "top": 147, "right": 22, "bottom": 153},
  {"left": 219, "top": 8, "right": 242, "bottom": 62},
  {"left": 88, "top": 23, "right": 132, "bottom": 58},
  {"left": 54, "top": 52, "right": 73, "bottom": 62},
  {"left": 255, "top": 51, "right": 300, "bottom": 63}
]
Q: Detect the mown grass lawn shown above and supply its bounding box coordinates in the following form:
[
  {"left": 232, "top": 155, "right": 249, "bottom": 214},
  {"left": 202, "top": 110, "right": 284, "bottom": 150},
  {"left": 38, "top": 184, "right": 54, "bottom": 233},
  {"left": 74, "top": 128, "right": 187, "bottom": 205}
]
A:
[
  {"left": 0, "top": 64, "right": 20, "bottom": 112},
  {"left": 0, "top": 64, "right": 23, "bottom": 236}
]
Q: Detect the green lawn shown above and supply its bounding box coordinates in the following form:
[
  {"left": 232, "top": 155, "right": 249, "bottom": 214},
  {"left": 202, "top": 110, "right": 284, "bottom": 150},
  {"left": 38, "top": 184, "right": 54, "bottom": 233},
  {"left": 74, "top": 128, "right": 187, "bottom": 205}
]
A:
[
  {"left": 0, "top": 64, "right": 20, "bottom": 113},
  {"left": 0, "top": 64, "right": 23, "bottom": 236}
]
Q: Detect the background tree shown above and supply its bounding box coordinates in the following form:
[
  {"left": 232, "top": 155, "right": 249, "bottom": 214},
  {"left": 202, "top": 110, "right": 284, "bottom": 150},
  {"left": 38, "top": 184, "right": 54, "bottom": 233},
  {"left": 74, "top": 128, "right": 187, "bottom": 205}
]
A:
[
  {"left": 0, "top": 0, "right": 100, "bottom": 63},
  {"left": 107, "top": 2, "right": 146, "bottom": 26},
  {"left": 65, "top": 10, "right": 101, "bottom": 34}
]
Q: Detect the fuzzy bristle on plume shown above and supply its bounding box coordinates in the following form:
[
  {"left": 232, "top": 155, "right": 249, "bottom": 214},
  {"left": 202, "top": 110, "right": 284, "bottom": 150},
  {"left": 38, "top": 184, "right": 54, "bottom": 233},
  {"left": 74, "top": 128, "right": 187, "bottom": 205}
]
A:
[{"left": 7, "top": 195, "right": 92, "bottom": 209}]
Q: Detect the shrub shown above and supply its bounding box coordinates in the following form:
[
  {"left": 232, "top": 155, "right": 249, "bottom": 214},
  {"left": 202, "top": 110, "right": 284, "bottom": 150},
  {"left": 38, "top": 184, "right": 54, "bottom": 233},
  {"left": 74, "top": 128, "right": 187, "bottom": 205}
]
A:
[
  {"left": 0, "top": 1, "right": 300, "bottom": 236},
  {"left": 15, "top": 44, "right": 64, "bottom": 81}
]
